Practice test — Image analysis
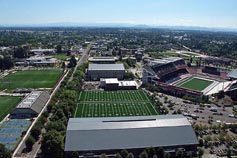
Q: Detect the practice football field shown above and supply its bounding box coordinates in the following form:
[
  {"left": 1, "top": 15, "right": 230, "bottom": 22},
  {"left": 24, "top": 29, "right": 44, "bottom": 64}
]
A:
[
  {"left": 176, "top": 77, "right": 213, "bottom": 91},
  {"left": 0, "top": 70, "right": 62, "bottom": 89},
  {"left": 75, "top": 90, "right": 158, "bottom": 117},
  {"left": 0, "top": 96, "right": 22, "bottom": 121}
]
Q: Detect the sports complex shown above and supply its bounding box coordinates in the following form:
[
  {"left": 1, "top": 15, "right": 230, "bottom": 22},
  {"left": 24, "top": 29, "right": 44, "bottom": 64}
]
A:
[
  {"left": 75, "top": 90, "right": 158, "bottom": 117},
  {"left": 143, "top": 57, "right": 235, "bottom": 97}
]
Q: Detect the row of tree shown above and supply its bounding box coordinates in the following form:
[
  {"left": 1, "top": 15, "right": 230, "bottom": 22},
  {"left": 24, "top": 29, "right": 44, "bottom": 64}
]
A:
[{"left": 0, "top": 55, "right": 14, "bottom": 71}]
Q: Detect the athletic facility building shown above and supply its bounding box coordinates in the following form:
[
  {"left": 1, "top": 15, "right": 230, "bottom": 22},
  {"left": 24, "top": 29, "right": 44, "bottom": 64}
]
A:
[
  {"left": 88, "top": 56, "right": 118, "bottom": 64},
  {"left": 100, "top": 78, "right": 137, "bottom": 90},
  {"left": 87, "top": 64, "right": 125, "bottom": 80},
  {"left": 10, "top": 91, "right": 50, "bottom": 119},
  {"left": 65, "top": 115, "right": 198, "bottom": 157}
]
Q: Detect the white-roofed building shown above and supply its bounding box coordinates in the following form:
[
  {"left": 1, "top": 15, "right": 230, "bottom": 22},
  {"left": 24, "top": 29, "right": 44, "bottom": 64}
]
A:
[
  {"left": 87, "top": 64, "right": 125, "bottom": 80},
  {"left": 65, "top": 115, "right": 198, "bottom": 157},
  {"left": 100, "top": 78, "right": 137, "bottom": 90}
]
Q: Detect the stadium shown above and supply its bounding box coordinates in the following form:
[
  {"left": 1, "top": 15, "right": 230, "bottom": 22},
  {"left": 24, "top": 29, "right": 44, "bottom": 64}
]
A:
[{"left": 143, "top": 57, "right": 236, "bottom": 98}]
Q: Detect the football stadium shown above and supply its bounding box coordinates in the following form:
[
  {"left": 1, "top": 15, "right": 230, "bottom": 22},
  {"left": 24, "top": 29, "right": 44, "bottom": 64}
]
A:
[{"left": 143, "top": 57, "right": 236, "bottom": 98}]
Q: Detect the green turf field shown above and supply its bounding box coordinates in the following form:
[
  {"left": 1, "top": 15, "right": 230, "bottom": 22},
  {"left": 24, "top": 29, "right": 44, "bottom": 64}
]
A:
[
  {"left": 75, "top": 90, "right": 158, "bottom": 117},
  {"left": 0, "top": 70, "right": 62, "bottom": 90},
  {"left": 176, "top": 77, "right": 213, "bottom": 91},
  {"left": 0, "top": 96, "right": 22, "bottom": 121},
  {"left": 51, "top": 54, "right": 69, "bottom": 60}
]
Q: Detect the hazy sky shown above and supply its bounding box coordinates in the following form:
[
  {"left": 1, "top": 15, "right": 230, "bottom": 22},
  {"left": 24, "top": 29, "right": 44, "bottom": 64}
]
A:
[{"left": 0, "top": 0, "right": 237, "bottom": 28}]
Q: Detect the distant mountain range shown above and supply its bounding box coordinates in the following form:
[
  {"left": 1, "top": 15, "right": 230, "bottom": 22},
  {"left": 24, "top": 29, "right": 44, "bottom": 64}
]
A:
[{"left": 1, "top": 22, "right": 237, "bottom": 32}]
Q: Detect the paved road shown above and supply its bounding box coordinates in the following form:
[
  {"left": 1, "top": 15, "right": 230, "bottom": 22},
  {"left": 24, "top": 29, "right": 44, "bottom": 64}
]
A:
[{"left": 69, "top": 45, "right": 90, "bottom": 81}]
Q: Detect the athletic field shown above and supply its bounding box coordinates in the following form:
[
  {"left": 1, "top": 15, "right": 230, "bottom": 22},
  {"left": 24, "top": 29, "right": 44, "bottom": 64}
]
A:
[
  {"left": 75, "top": 90, "right": 158, "bottom": 117},
  {"left": 176, "top": 77, "right": 213, "bottom": 91},
  {"left": 0, "top": 70, "right": 62, "bottom": 89},
  {"left": 0, "top": 96, "right": 22, "bottom": 121}
]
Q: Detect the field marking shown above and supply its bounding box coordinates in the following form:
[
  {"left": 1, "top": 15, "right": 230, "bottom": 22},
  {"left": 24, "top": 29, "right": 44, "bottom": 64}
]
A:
[
  {"left": 81, "top": 103, "right": 85, "bottom": 118},
  {"left": 74, "top": 103, "right": 79, "bottom": 118}
]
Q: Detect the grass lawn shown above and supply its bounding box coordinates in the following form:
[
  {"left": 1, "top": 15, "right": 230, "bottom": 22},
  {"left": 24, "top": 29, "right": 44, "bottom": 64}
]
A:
[
  {"left": 0, "top": 96, "right": 22, "bottom": 121},
  {"left": 51, "top": 54, "right": 69, "bottom": 60},
  {"left": 75, "top": 90, "right": 158, "bottom": 117},
  {"left": 176, "top": 77, "right": 213, "bottom": 91},
  {"left": 0, "top": 70, "right": 62, "bottom": 90}
]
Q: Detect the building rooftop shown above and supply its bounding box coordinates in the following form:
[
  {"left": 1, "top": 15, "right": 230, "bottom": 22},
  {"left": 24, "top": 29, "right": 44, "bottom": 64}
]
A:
[
  {"left": 65, "top": 115, "right": 198, "bottom": 151},
  {"left": 228, "top": 69, "right": 237, "bottom": 79},
  {"left": 148, "top": 57, "right": 183, "bottom": 67},
  {"left": 88, "top": 56, "right": 117, "bottom": 62},
  {"left": 88, "top": 64, "right": 125, "bottom": 71},
  {"left": 17, "top": 91, "right": 42, "bottom": 108},
  {"left": 119, "top": 81, "right": 137, "bottom": 87}
]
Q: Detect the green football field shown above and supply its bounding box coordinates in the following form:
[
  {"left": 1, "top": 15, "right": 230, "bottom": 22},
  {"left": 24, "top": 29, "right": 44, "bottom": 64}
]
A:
[
  {"left": 176, "top": 77, "right": 213, "bottom": 91},
  {"left": 75, "top": 90, "right": 158, "bottom": 117},
  {"left": 0, "top": 70, "right": 62, "bottom": 90},
  {"left": 0, "top": 96, "right": 22, "bottom": 121}
]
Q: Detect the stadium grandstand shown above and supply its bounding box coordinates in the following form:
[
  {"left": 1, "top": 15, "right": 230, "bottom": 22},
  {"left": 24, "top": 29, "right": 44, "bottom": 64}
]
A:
[
  {"left": 142, "top": 57, "right": 236, "bottom": 98},
  {"left": 202, "top": 66, "right": 220, "bottom": 76},
  {"left": 143, "top": 57, "right": 188, "bottom": 84}
]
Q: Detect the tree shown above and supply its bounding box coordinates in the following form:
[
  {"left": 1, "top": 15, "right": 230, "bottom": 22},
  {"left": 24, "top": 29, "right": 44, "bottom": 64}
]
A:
[
  {"left": 146, "top": 147, "right": 155, "bottom": 157},
  {"left": 164, "top": 153, "right": 171, "bottom": 158},
  {"left": 115, "top": 153, "right": 122, "bottom": 158},
  {"left": 100, "top": 153, "right": 108, "bottom": 158},
  {"left": 198, "top": 148, "right": 204, "bottom": 158},
  {"left": 139, "top": 151, "right": 148, "bottom": 158},
  {"left": 0, "top": 55, "right": 14, "bottom": 70},
  {"left": 124, "top": 72, "right": 135, "bottom": 80},
  {"left": 25, "top": 136, "right": 35, "bottom": 151},
  {"left": 45, "top": 121, "right": 66, "bottom": 132},
  {"left": 175, "top": 149, "right": 184, "bottom": 158},
  {"left": 199, "top": 139, "right": 204, "bottom": 147},
  {"left": 157, "top": 147, "right": 164, "bottom": 158},
  {"left": 0, "top": 144, "right": 11, "bottom": 158},
  {"left": 41, "top": 130, "right": 64, "bottom": 158},
  {"left": 120, "top": 149, "right": 129, "bottom": 158},
  {"left": 56, "top": 45, "right": 62, "bottom": 54},
  {"left": 30, "top": 126, "right": 41, "bottom": 140},
  {"left": 61, "top": 62, "right": 66, "bottom": 69},
  {"left": 68, "top": 56, "right": 77, "bottom": 68},
  {"left": 126, "top": 153, "right": 134, "bottom": 158},
  {"left": 14, "top": 47, "right": 27, "bottom": 58}
]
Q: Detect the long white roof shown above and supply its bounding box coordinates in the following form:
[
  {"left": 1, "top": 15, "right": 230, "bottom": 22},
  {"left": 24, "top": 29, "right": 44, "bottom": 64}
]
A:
[{"left": 65, "top": 115, "right": 198, "bottom": 151}]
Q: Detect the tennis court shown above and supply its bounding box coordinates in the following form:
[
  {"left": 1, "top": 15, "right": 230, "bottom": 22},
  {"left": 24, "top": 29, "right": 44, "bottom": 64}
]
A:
[{"left": 0, "top": 119, "right": 31, "bottom": 150}]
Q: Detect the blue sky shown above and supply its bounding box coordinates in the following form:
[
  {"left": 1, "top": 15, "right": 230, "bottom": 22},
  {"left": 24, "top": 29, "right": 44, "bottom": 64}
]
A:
[{"left": 0, "top": 0, "right": 237, "bottom": 28}]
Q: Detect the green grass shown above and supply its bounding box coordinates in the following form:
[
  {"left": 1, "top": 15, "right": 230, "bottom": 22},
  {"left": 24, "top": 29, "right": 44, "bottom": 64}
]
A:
[
  {"left": 75, "top": 90, "right": 158, "bottom": 117},
  {"left": 0, "top": 70, "right": 62, "bottom": 90},
  {"left": 0, "top": 96, "right": 22, "bottom": 121},
  {"left": 176, "top": 77, "right": 213, "bottom": 91},
  {"left": 51, "top": 54, "right": 69, "bottom": 60}
]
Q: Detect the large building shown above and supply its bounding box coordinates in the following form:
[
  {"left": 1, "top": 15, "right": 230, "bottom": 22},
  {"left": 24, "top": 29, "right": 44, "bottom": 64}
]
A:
[
  {"left": 87, "top": 64, "right": 125, "bottom": 80},
  {"left": 100, "top": 78, "right": 137, "bottom": 90},
  {"left": 88, "top": 56, "right": 118, "bottom": 64},
  {"left": 65, "top": 115, "right": 198, "bottom": 157},
  {"left": 143, "top": 57, "right": 188, "bottom": 84},
  {"left": 10, "top": 91, "right": 50, "bottom": 119}
]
